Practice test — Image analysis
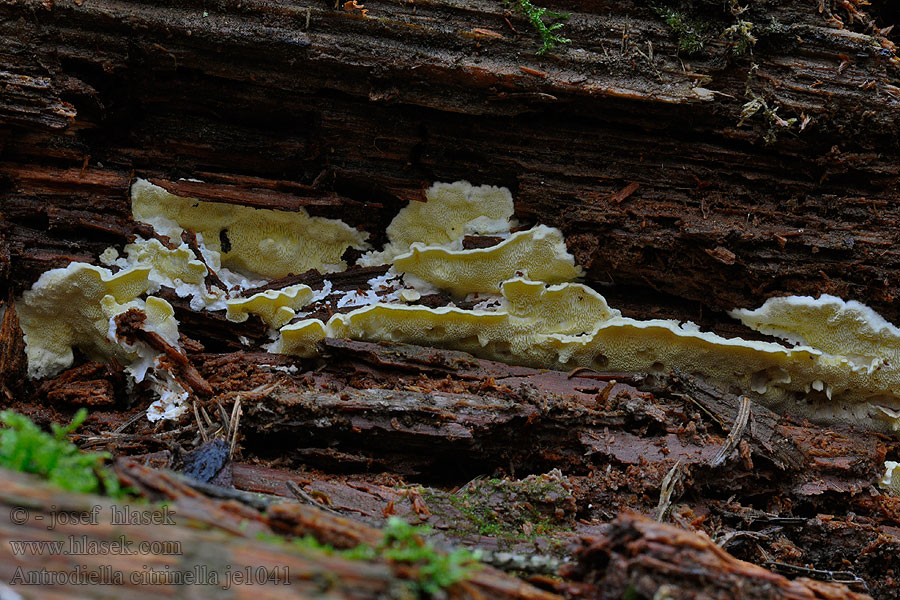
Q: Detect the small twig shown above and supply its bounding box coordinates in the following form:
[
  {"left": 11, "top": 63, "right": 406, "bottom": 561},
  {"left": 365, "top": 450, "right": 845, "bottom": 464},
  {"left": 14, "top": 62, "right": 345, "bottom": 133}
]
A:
[
  {"left": 200, "top": 406, "right": 216, "bottom": 430},
  {"left": 193, "top": 402, "right": 209, "bottom": 443},
  {"left": 113, "top": 411, "right": 146, "bottom": 434},
  {"left": 711, "top": 396, "right": 752, "bottom": 467},
  {"left": 216, "top": 400, "right": 231, "bottom": 432},
  {"left": 451, "top": 474, "right": 487, "bottom": 496},
  {"left": 655, "top": 460, "right": 683, "bottom": 521},
  {"left": 229, "top": 397, "right": 242, "bottom": 459},
  {"left": 764, "top": 561, "right": 868, "bottom": 590},
  {"left": 285, "top": 480, "right": 343, "bottom": 515},
  {"left": 716, "top": 529, "right": 772, "bottom": 548}
]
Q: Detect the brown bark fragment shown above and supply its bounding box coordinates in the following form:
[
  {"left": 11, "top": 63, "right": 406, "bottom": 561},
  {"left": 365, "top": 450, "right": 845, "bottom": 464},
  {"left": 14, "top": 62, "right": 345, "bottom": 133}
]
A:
[
  {"left": 114, "top": 308, "right": 213, "bottom": 396},
  {"left": 0, "top": 301, "right": 27, "bottom": 403},
  {"left": 563, "top": 511, "right": 872, "bottom": 600},
  {"left": 36, "top": 362, "right": 120, "bottom": 407}
]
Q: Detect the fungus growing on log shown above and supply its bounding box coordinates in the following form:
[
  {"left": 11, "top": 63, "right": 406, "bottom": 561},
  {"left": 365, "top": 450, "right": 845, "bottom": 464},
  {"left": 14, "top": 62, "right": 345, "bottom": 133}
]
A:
[
  {"left": 226, "top": 284, "right": 316, "bottom": 328},
  {"left": 18, "top": 179, "right": 900, "bottom": 436},
  {"left": 131, "top": 179, "right": 370, "bottom": 278},
  {"left": 359, "top": 180, "right": 516, "bottom": 266},
  {"left": 392, "top": 225, "right": 583, "bottom": 296},
  {"left": 17, "top": 264, "right": 159, "bottom": 379}
]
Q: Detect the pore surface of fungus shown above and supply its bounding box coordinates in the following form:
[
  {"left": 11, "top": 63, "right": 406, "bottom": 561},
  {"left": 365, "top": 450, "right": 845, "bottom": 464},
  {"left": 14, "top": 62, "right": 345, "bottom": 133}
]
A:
[
  {"left": 392, "top": 226, "right": 583, "bottom": 296},
  {"left": 271, "top": 319, "right": 329, "bottom": 357},
  {"left": 729, "top": 294, "right": 900, "bottom": 369},
  {"left": 275, "top": 276, "right": 900, "bottom": 433},
  {"left": 131, "top": 179, "right": 369, "bottom": 279},
  {"left": 359, "top": 181, "right": 516, "bottom": 266},
  {"left": 226, "top": 284, "right": 316, "bottom": 329},
  {"left": 15, "top": 263, "right": 176, "bottom": 379}
]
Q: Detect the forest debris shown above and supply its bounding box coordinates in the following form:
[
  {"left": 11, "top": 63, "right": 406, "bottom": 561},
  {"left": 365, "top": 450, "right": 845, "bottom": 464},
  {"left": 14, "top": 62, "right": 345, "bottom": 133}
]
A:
[
  {"left": 655, "top": 460, "right": 683, "bottom": 521},
  {"left": 37, "top": 361, "right": 119, "bottom": 406},
  {"left": 563, "top": 511, "right": 873, "bottom": 599},
  {"left": 710, "top": 396, "right": 751, "bottom": 467},
  {"left": 343, "top": 0, "right": 368, "bottom": 17},
  {"left": 114, "top": 308, "right": 212, "bottom": 396},
  {"left": 0, "top": 302, "right": 26, "bottom": 402},
  {"left": 609, "top": 181, "right": 640, "bottom": 204}
]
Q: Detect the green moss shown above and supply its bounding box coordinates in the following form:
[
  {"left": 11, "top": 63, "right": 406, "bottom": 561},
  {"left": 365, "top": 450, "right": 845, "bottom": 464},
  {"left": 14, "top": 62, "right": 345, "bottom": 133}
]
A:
[
  {"left": 721, "top": 19, "right": 756, "bottom": 55},
  {"left": 721, "top": 0, "right": 756, "bottom": 55},
  {"left": 503, "top": 0, "right": 571, "bottom": 55},
  {"left": 738, "top": 90, "right": 797, "bottom": 144},
  {"left": 425, "top": 473, "right": 575, "bottom": 549},
  {"left": 0, "top": 409, "right": 127, "bottom": 499},
  {"left": 652, "top": 5, "right": 708, "bottom": 54},
  {"left": 260, "top": 518, "right": 481, "bottom": 596}
]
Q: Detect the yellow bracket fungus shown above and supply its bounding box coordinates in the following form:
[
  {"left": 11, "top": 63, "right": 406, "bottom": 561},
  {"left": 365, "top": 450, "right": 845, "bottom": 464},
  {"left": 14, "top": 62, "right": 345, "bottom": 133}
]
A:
[
  {"left": 16, "top": 263, "right": 173, "bottom": 379},
  {"left": 359, "top": 181, "right": 516, "bottom": 266},
  {"left": 882, "top": 461, "right": 900, "bottom": 496},
  {"left": 131, "top": 179, "right": 369, "bottom": 279},
  {"left": 226, "top": 284, "right": 315, "bottom": 329},
  {"left": 271, "top": 319, "right": 329, "bottom": 357},
  {"left": 499, "top": 278, "right": 619, "bottom": 334},
  {"left": 393, "top": 226, "right": 583, "bottom": 296},
  {"left": 274, "top": 276, "right": 900, "bottom": 434},
  {"left": 103, "top": 237, "right": 230, "bottom": 311},
  {"left": 729, "top": 294, "right": 900, "bottom": 370}
]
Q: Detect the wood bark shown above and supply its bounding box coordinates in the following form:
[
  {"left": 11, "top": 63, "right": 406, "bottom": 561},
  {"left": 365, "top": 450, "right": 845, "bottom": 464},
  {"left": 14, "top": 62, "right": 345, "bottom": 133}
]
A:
[
  {"left": 3, "top": 0, "right": 900, "bottom": 597},
  {"left": 1, "top": 0, "right": 900, "bottom": 319}
]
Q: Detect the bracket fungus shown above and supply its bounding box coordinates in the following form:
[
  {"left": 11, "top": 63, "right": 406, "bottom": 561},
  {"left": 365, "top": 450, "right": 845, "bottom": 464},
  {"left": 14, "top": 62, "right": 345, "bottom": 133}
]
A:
[
  {"left": 131, "top": 179, "right": 370, "bottom": 278},
  {"left": 225, "top": 284, "right": 316, "bottom": 329},
  {"left": 17, "top": 264, "right": 161, "bottom": 379},
  {"left": 18, "top": 179, "right": 900, "bottom": 440},
  {"left": 392, "top": 225, "right": 583, "bottom": 296},
  {"left": 102, "top": 237, "right": 228, "bottom": 311},
  {"left": 359, "top": 180, "right": 516, "bottom": 266}
]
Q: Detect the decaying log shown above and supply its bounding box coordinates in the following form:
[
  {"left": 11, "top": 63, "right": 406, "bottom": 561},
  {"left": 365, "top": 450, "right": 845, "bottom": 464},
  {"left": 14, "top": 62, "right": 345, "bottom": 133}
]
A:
[
  {"left": 227, "top": 340, "right": 893, "bottom": 497},
  {"left": 563, "top": 511, "right": 873, "bottom": 599},
  {"left": 2, "top": 0, "right": 900, "bottom": 319},
  {"left": 0, "top": 301, "right": 27, "bottom": 403},
  {"left": 0, "top": 463, "right": 564, "bottom": 600},
  {"left": 3, "top": 0, "right": 900, "bottom": 596}
]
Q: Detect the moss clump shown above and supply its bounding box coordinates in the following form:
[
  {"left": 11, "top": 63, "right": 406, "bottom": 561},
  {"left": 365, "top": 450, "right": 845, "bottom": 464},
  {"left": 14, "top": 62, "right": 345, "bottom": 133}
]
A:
[
  {"left": 652, "top": 5, "right": 709, "bottom": 54},
  {"left": 0, "top": 409, "right": 126, "bottom": 498},
  {"left": 425, "top": 471, "right": 576, "bottom": 550},
  {"left": 503, "top": 0, "right": 571, "bottom": 55},
  {"left": 737, "top": 90, "right": 798, "bottom": 144},
  {"left": 263, "top": 518, "right": 481, "bottom": 596}
]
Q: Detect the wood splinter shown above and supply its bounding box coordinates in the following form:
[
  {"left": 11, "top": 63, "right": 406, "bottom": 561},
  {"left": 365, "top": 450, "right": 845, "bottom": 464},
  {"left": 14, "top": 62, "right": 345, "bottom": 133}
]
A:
[{"left": 114, "top": 309, "right": 213, "bottom": 397}]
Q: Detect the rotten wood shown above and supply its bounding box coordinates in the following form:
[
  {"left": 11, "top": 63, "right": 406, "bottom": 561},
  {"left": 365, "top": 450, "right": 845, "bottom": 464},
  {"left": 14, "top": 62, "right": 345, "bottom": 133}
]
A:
[
  {"left": 562, "top": 511, "right": 873, "bottom": 599},
  {"left": 0, "top": 301, "right": 26, "bottom": 403},
  {"left": 2, "top": 0, "right": 900, "bottom": 596},
  {"left": 0, "top": 465, "right": 559, "bottom": 600},
  {"left": 114, "top": 308, "right": 213, "bottom": 396},
  {"left": 1, "top": 0, "right": 900, "bottom": 319},
  {"left": 36, "top": 361, "right": 121, "bottom": 407},
  {"left": 223, "top": 340, "right": 893, "bottom": 500}
]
